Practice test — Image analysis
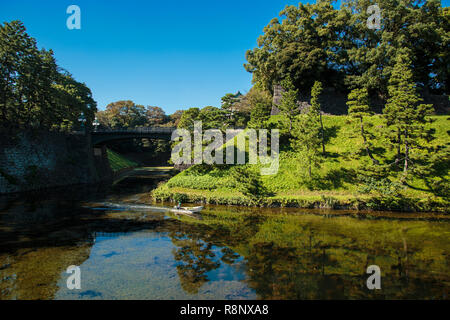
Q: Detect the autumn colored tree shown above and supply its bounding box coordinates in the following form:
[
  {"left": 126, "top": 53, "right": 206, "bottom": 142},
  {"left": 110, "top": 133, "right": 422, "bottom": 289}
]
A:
[
  {"left": 145, "top": 106, "right": 167, "bottom": 126},
  {"left": 97, "top": 100, "right": 146, "bottom": 129}
]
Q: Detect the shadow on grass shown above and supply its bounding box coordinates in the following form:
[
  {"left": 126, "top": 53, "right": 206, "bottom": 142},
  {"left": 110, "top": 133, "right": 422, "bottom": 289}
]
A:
[
  {"left": 304, "top": 168, "right": 357, "bottom": 190},
  {"left": 323, "top": 125, "right": 340, "bottom": 145}
]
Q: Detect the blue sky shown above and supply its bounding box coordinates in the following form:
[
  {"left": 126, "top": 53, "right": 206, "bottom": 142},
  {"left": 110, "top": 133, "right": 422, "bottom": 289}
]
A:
[
  {"left": 1, "top": 0, "right": 448, "bottom": 113},
  {"left": 0, "top": 0, "right": 303, "bottom": 113}
]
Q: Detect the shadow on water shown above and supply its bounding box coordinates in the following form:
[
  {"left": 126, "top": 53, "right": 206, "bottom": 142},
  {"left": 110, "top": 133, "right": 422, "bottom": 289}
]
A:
[{"left": 0, "top": 170, "right": 449, "bottom": 300}]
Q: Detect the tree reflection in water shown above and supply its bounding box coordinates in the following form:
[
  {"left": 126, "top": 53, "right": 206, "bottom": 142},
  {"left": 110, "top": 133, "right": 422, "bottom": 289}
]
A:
[
  {"left": 164, "top": 210, "right": 449, "bottom": 300},
  {"left": 171, "top": 235, "right": 220, "bottom": 294},
  {"left": 0, "top": 186, "right": 448, "bottom": 300}
]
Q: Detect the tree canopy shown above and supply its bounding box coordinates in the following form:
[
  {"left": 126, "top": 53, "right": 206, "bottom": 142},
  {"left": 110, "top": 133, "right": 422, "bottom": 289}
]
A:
[
  {"left": 245, "top": 0, "right": 449, "bottom": 98},
  {"left": 0, "top": 20, "right": 97, "bottom": 131}
]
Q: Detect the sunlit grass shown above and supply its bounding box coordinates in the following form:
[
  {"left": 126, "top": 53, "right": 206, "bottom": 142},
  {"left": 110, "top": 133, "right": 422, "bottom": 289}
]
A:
[
  {"left": 107, "top": 149, "right": 138, "bottom": 172},
  {"left": 153, "top": 115, "right": 449, "bottom": 212}
]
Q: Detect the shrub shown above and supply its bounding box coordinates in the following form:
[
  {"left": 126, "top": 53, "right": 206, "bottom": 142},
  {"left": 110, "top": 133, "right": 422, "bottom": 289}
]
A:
[{"left": 231, "top": 166, "right": 268, "bottom": 200}]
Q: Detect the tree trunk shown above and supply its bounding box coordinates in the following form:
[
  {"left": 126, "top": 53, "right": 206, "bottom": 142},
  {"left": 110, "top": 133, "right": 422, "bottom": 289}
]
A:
[
  {"left": 360, "top": 117, "right": 379, "bottom": 165},
  {"left": 403, "top": 130, "right": 409, "bottom": 175},
  {"left": 396, "top": 129, "right": 401, "bottom": 164},
  {"left": 308, "top": 158, "right": 312, "bottom": 178},
  {"left": 319, "top": 113, "right": 325, "bottom": 154}
]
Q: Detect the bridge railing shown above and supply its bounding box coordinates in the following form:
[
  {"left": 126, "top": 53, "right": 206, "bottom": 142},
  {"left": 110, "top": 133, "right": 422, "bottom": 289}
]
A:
[{"left": 94, "top": 127, "right": 176, "bottom": 134}]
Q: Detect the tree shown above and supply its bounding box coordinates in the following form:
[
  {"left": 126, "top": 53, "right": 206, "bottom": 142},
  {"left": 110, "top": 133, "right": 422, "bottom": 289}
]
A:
[
  {"left": 146, "top": 106, "right": 167, "bottom": 126},
  {"left": 383, "top": 52, "right": 434, "bottom": 180},
  {"left": 98, "top": 100, "right": 146, "bottom": 129},
  {"left": 231, "top": 166, "right": 268, "bottom": 202},
  {"left": 167, "top": 110, "right": 184, "bottom": 127},
  {"left": 249, "top": 101, "right": 271, "bottom": 130},
  {"left": 52, "top": 71, "right": 97, "bottom": 132},
  {"left": 199, "top": 106, "right": 228, "bottom": 131},
  {"left": 245, "top": 0, "right": 449, "bottom": 100},
  {"left": 247, "top": 88, "right": 273, "bottom": 129},
  {"left": 278, "top": 78, "right": 299, "bottom": 131},
  {"left": 221, "top": 92, "right": 241, "bottom": 121},
  {"left": 245, "top": 1, "right": 339, "bottom": 93},
  {"left": 310, "top": 81, "right": 326, "bottom": 154},
  {"left": 291, "top": 102, "right": 322, "bottom": 179},
  {"left": 347, "top": 87, "right": 379, "bottom": 165},
  {"left": 177, "top": 107, "right": 200, "bottom": 130},
  {"left": 0, "top": 20, "right": 97, "bottom": 131}
]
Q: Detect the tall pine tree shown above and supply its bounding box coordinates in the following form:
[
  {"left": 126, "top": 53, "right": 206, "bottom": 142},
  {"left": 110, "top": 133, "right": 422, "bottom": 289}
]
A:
[
  {"left": 347, "top": 87, "right": 379, "bottom": 165},
  {"left": 278, "top": 77, "right": 299, "bottom": 131},
  {"left": 291, "top": 84, "right": 323, "bottom": 178},
  {"left": 384, "top": 52, "right": 434, "bottom": 180},
  {"left": 310, "top": 81, "right": 326, "bottom": 154}
]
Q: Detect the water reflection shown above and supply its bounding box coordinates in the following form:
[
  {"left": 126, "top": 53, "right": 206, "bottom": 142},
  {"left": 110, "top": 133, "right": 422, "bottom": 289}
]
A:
[{"left": 0, "top": 180, "right": 449, "bottom": 300}]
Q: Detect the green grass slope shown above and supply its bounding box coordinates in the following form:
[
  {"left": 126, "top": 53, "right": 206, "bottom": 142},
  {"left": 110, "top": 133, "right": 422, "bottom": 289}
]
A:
[
  {"left": 107, "top": 149, "right": 138, "bottom": 172},
  {"left": 153, "top": 115, "right": 449, "bottom": 212}
]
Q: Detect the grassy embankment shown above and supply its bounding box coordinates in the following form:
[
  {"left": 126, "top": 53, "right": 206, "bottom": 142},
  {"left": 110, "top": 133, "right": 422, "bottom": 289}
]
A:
[
  {"left": 152, "top": 115, "right": 449, "bottom": 212},
  {"left": 107, "top": 149, "right": 138, "bottom": 172}
]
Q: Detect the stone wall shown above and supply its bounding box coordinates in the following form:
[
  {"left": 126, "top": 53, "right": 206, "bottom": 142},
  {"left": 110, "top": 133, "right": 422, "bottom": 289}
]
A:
[{"left": 0, "top": 131, "right": 112, "bottom": 194}]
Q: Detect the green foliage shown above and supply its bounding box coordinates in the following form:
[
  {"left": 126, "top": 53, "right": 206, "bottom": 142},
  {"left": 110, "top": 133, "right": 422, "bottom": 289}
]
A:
[
  {"left": 347, "top": 87, "right": 378, "bottom": 164},
  {"left": 199, "top": 106, "right": 229, "bottom": 130},
  {"left": 384, "top": 52, "right": 435, "bottom": 179},
  {"left": 0, "top": 20, "right": 97, "bottom": 131},
  {"left": 310, "top": 81, "right": 323, "bottom": 116},
  {"left": 245, "top": 0, "right": 449, "bottom": 96},
  {"left": 248, "top": 88, "right": 272, "bottom": 129},
  {"left": 154, "top": 115, "right": 449, "bottom": 212},
  {"left": 167, "top": 175, "right": 235, "bottom": 190},
  {"left": 358, "top": 176, "right": 403, "bottom": 197},
  {"left": 178, "top": 107, "right": 201, "bottom": 130},
  {"left": 173, "top": 193, "right": 188, "bottom": 204},
  {"left": 291, "top": 82, "right": 324, "bottom": 178},
  {"left": 278, "top": 78, "right": 299, "bottom": 130},
  {"left": 347, "top": 88, "right": 371, "bottom": 118},
  {"left": 248, "top": 101, "right": 271, "bottom": 129},
  {"left": 219, "top": 92, "right": 251, "bottom": 128},
  {"left": 310, "top": 81, "right": 325, "bottom": 154},
  {"left": 231, "top": 166, "right": 268, "bottom": 200},
  {"left": 97, "top": 101, "right": 147, "bottom": 129},
  {"left": 96, "top": 102, "right": 174, "bottom": 130}
]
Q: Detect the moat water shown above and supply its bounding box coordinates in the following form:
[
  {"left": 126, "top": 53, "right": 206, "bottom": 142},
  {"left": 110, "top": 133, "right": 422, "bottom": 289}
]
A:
[{"left": 0, "top": 168, "right": 449, "bottom": 300}]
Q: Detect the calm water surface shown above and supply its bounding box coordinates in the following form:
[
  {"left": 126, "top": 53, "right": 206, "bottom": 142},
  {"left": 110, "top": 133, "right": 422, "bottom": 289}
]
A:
[{"left": 0, "top": 169, "right": 449, "bottom": 300}]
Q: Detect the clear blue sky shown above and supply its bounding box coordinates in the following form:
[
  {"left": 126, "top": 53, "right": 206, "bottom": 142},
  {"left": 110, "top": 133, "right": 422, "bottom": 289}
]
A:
[
  {"left": 0, "top": 0, "right": 303, "bottom": 113},
  {"left": 1, "top": 0, "right": 448, "bottom": 113}
]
